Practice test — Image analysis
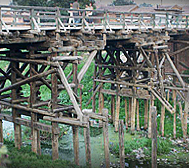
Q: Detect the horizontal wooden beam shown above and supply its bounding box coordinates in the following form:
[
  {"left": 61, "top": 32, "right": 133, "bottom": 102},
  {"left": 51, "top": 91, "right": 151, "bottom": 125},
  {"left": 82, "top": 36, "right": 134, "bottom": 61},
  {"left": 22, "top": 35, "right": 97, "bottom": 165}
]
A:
[
  {"left": 101, "top": 88, "right": 150, "bottom": 99},
  {"left": 43, "top": 116, "right": 88, "bottom": 128},
  {"left": 82, "top": 110, "right": 107, "bottom": 121},
  {"left": 51, "top": 56, "right": 83, "bottom": 61},
  {"left": 0, "top": 100, "right": 55, "bottom": 117},
  {"left": 94, "top": 79, "right": 149, "bottom": 89},
  {"left": 0, "top": 113, "right": 58, "bottom": 133}
]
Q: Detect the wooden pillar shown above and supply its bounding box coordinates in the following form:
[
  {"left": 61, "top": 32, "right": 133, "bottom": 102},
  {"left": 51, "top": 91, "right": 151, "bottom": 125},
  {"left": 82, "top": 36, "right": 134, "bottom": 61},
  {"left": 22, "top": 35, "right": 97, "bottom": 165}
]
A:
[
  {"left": 151, "top": 106, "right": 157, "bottom": 168},
  {"left": 144, "top": 99, "right": 148, "bottom": 130},
  {"left": 173, "top": 90, "right": 176, "bottom": 139},
  {"left": 0, "top": 107, "right": 3, "bottom": 144},
  {"left": 51, "top": 60, "right": 59, "bottom": 160},
  {"left": 136, "top": 100, "right": 140, "bottom": 131},
  {"left": 11, "top": 61, "right": 21, "bottom": 149},
  {"left": 30, "top": 63, "right": 38, "bottom": 153},
  {"left": 128, "top": 98, "right": 131, "bottom": 127},
  {"left": 125, "top": 98, "right": 128, "bottom": 130},
  {"left": 115, "top": 84, "right": 120, "bottom": 132},
  {"left": 83, "top": 116, "right": 91, "bottom": 167},
  {"left": 92, "top": 64, "right": 97, "bottom": 112},
  {"left": 99, "top": 89, "right": 104, "bottom": 115},
  {"left": 183, "top": 90, "right": 189, "bottom": 142},
  {"left": 111, "top": 95, "right": 115, "bottom": 125},
  {"left": 167, "top": 90, "right": 170, "bottom": 102},
  {"left": 131, "top": 88, "right": 136, "bottom": 134},
  {"left": 159, "top": 105, "right": 165, "bottom": 137},
  {"left": 148, "top": 95, "right": 154, "bottom": 138},
  {"left": 149, "top": 51, "right": 155, "bottom": 138},
  {"left": 119, "top": 120, "right": 125, "bottom": 168},
  {"left": 102, "top": 108, "right": 110, "bottom": 168},
  {"left": 179, "top": 102, "right": 185, "bottom": 141},
  {"left": 98, "top": 51, "right": 104, "bottom": 115},
  {"left": 72, "top": 126, "right": 79, "bottom": 165},
  {"left": 72, "top": 57, "right": 80, "bottom": 165}
]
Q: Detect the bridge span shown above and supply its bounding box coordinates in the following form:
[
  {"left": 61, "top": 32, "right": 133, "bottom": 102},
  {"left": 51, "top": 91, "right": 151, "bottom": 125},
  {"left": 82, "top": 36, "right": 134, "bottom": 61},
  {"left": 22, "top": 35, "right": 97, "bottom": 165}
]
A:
[{"left": 0, "top": 5, "right": 189, "bottom": 167}]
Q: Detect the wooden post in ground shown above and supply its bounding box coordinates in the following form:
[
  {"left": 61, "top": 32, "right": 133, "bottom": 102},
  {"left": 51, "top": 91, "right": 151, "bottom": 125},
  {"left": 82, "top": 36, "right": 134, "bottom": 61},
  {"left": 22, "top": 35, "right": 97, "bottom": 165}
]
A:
[
  {"left": 144, "top": 99, "right": 148, "bottom": 130},
  {"left": 128, "top": 98, "right": 131, "bottom": 127},
  {"left": 92, "top": 64, "right": 97, "bottom": 112},
  {"left": 173, "top": 90, "right": 176, "bottom": 139},
  {"left": 111, "top": 95, "right": 115, "bottom": 125},
  {"left": 51, "top": 57, "right": 59, "bottom": 160},
  {"left": 167, "top": 90, "right": 170, "bottom": 102},
  {"left": 119, "top": 120, "right": 125, "bottom": 168},
  {"left": 136, "top": 100, "right": 140, "bottom": 131},
  {"left": 102, "top": 108, "right": 110, "bottom": 168},
  {"left": 131, "top": 88, "right": 136, "bottom": 134},
  {"left": 151, "top": 106, "right": 157, "bottom": 168},
  {"left": 148, "top": 95, "right": 154, "bottom": 138},
  {"left": 115, "top": 84, "right": 120, "bottom": 132},
  {"left": 0, "top": 107, "right": 3, "bottom": 144},
  {"left": 72, "top": 55, "right": 80, "bottom": 165},
  {"left": 125, "top": 98, "right": 128, "bottom": 130},
  {"left": 179, "top": 102, "right": 185, "bottom": 140},
  {"left": 72, "top": 126, "right": 79, "bottom": 165},
  {"left": 83, "top": 115, "right": 91, "bottom": 167},
  {"left": 159, "top": 104, "right": 165, "bottom": 137},
  {"left": 11, "top": 61, "right": 22, "bottom": 149},
  {"left": 183, "top": 90, "right": 189, "bottom": 142},
  {"left": 99, "top": 85, "right": 104, "bottom": 115},
  {"left": 30, "top": 62, "right": 38, "bottom": 153}
]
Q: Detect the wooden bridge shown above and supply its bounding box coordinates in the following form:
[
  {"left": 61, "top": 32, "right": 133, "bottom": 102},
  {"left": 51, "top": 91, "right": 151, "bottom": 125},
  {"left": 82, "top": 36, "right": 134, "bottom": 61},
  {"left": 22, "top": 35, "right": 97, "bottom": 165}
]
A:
[{"left": 0, "top": 5, "right": 189, "bottom": 167}]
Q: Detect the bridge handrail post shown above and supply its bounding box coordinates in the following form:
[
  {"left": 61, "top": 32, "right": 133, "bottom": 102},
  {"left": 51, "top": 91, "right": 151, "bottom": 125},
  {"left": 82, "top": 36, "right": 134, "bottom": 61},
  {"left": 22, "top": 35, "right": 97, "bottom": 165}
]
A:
[
  {"left": 103, "top": 10, "right": 107, "bottom": 31},
  {"left": 138, "top": 14, "right": 141, "bottom": 30},
  {"left": 82, "top": 10, "right": 85, "bottom": 30},
  {"left": 56, "top": 7, "right": 60, "bottom": 31},
  {"left": 152, "top": 14, "right": 155, "bottom": 29},
  {"left": 166, "top": 13, "right": 169, "bottom": 28},
  {"left": 0, "top": 7, "right": 2, "bottom": 32},
  {"left": 122, "top": 13, "right": 125, "bottom": 31},
  {"left": 30, "top": 8, "right": 34, "bottom": 30}
]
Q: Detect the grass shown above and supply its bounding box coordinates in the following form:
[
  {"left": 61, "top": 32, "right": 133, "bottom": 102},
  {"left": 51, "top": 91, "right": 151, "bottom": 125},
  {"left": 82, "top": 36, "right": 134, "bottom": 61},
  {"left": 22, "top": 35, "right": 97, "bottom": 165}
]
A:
[
  {"left": 4, "top": 140, "right": 84, "bottom": 168},
  {"left": 110, "top": 135, "right": 173, "bottom": 158}
]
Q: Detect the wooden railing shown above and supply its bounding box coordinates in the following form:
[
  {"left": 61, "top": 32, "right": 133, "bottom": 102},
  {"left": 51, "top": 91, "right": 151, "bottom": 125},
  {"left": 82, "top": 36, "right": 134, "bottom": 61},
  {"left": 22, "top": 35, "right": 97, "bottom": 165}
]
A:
[{"left": 0, "top": 5, "right": 189, "bottom": 33}]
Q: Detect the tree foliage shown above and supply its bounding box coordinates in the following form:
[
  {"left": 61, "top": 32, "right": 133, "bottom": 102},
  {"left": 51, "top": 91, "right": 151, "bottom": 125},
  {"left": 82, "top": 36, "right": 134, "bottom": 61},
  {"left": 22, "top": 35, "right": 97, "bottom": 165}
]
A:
[
  {"left": 112, "top": 0, "right": 136, "bottom": 6},
  {"left": 12, "top": 0, "right": 95, "bottom": 8}
]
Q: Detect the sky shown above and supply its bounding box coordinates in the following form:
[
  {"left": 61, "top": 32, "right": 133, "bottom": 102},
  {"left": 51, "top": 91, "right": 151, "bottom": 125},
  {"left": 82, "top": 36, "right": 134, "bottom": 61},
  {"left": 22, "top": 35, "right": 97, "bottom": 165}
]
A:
[{"left": 1, "top": 0, "right": 189, "bottom": 6}]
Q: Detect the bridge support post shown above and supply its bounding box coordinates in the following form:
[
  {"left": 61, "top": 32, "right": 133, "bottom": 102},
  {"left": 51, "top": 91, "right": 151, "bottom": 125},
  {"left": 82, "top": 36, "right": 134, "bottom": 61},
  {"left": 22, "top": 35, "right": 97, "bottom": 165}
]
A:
[
  {"left": 144, "top": 100, "right": 148, "bottom": 130},
  {"left": 11, "top": 60, "right": 22, "bottom": 149},
  {"left": 102, "top": 108, "right": 110, "bottom": 168},
  {"left": 51, "top": 54, "right": 59, "bottom": 159},
  {"left": 83, "top": 115, "right": 91, "bottom": 167},
  {"left": 29, "top": 51, "right": 40, "bottom": 154}
]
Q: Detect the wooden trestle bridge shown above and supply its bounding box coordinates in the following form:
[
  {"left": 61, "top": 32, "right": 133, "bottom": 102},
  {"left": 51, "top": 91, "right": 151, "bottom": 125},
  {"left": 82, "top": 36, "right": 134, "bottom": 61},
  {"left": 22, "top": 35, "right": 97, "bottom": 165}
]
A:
[{"left": 0, "top": 5, "right": 189, "bottom": 167}]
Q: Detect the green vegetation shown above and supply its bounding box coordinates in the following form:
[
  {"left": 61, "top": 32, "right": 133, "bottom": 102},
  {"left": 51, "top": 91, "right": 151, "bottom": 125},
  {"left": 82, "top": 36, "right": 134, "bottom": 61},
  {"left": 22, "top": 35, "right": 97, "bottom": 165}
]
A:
[
  {"left": 110, "top": 136, "right": 173, "bottom": 157},
  {"left": 12, "top": 0, "right": 95, "bottom": 9},
  {"left": 4, "top": 140, "right": 83, "bottom": 168}
]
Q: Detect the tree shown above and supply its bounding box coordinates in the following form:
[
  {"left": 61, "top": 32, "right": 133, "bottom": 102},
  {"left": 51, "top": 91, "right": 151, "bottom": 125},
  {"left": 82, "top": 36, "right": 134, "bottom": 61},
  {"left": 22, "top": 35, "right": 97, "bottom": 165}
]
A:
[
  {"left": 13, "top": 0, "right": 95, "bottom": 8},
  {"left": 112, "top": 0, "right": 136, "bottom": 6}
]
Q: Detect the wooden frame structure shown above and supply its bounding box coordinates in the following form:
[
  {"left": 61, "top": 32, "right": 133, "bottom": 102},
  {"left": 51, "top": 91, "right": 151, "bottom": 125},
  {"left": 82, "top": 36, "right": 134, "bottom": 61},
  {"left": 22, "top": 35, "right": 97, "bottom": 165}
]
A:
[{"left": 0, "top": 5, "right": 188, "bottom": 167}]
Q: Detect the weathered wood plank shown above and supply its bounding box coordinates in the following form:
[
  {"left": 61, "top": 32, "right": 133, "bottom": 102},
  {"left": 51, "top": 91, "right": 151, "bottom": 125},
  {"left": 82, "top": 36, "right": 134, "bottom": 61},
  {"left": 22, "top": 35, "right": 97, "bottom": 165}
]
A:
[
  {"left": 102, "top": 109, "right": 110, "bottom": 168},
  {"left": 151, "top": 106, "right": 157, "bottom": 168},
  {"left": 56, "top": 62, "right": 83, "bottom": 120},
  {"left": 78, "top": 50, "right": 97, "bottom": 83}
]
